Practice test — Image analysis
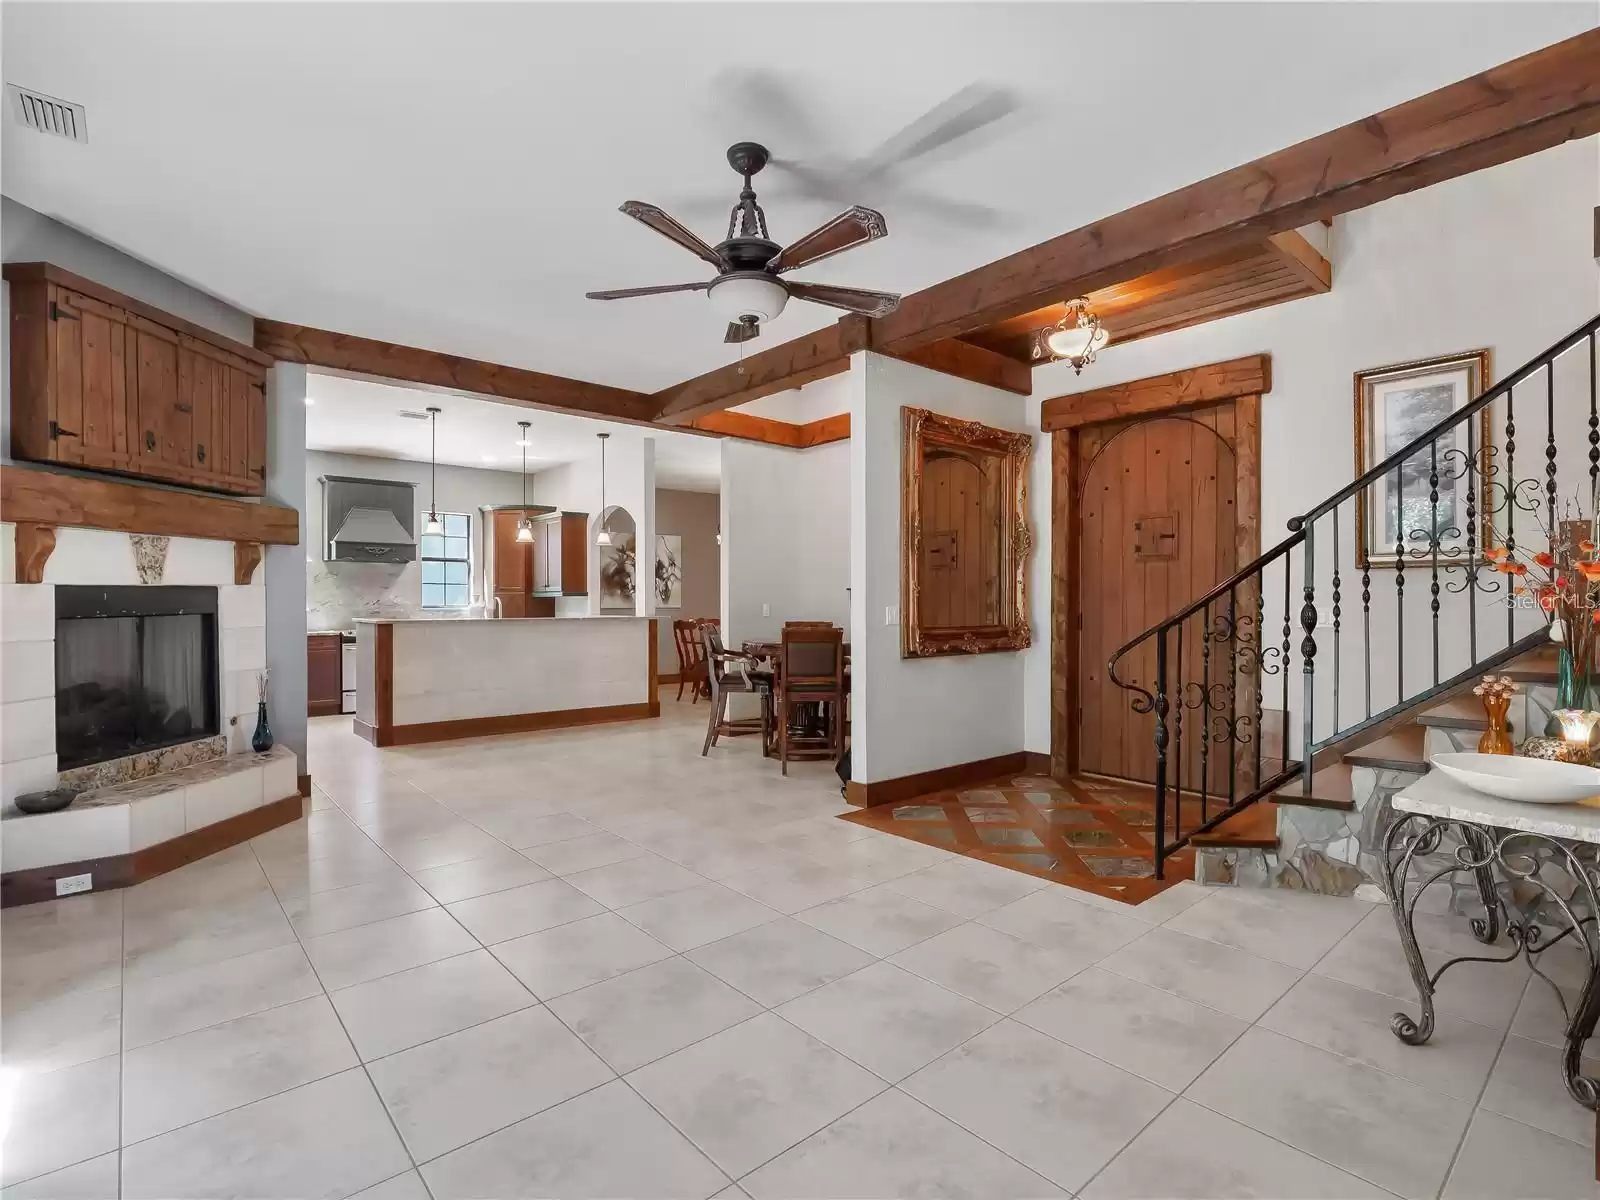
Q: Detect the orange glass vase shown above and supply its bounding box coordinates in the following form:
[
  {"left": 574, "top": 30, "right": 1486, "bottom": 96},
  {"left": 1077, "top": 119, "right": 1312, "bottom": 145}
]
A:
[{"left": 1478, "top": 694, "right": 1515, "bottom": 755}]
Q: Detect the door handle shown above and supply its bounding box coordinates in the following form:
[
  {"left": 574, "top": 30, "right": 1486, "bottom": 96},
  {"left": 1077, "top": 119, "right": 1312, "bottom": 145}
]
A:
[
  {"left": 145, "top": 431, "right": 157, "bottom": 451},
  {"left": 196, "top": 444, "right": 207, "bottom": 464}
]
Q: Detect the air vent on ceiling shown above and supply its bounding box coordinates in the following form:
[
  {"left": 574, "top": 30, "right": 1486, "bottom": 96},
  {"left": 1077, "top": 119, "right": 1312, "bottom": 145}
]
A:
[
  {"left": 6, "top": 85, "right": 87, "bottom": 143},
  {"left": 397, "top": 410, "right": 432, "bottom": 421}
]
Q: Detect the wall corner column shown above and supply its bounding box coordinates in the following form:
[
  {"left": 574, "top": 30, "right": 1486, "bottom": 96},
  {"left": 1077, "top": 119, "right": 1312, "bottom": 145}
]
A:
[{"left": 264, "top": 362, "right": 308, "bottom": 778}]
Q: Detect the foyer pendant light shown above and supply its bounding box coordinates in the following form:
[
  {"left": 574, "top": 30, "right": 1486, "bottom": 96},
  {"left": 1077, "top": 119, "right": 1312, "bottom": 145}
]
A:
[
  {"left": 1033, "top": 297, "right": 1109, "bottom": 374},
  {"left": 423, "top": 406, "right": 443, "bottom": 534},
  {"left": 595, "top": 432, "right": 613, "bottom": 546},
  {"left": 514, "top": 421, "right": 534, "bottom": 544}
]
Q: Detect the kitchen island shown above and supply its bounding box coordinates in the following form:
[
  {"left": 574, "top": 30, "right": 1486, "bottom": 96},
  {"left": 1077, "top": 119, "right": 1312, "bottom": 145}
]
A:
[{"left": 352, "top": 616, "right": 658, "bottom": 747}]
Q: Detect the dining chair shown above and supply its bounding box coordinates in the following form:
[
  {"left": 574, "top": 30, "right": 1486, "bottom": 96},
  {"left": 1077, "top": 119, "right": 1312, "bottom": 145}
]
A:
[
  {"left": 672, "top": 619, "right": 710, "bottom": 702},
  {"left": 700, "top": 625, "right": 765, "bottom": 755},
  {"left": 775, "top": 623, "right": 845, "bottom": 775}
]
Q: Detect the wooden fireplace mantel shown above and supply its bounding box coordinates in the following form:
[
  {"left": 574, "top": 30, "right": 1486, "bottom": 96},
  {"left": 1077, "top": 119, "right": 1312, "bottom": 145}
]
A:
[{"left": 2, "top": 464, "right": 299, "bottom": 583}]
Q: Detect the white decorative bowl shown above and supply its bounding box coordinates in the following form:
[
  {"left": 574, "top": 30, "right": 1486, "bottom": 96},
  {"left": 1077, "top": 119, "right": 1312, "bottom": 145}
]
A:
[{"left": 1431, "top": 753, "right": 1600, "bottom": 805}]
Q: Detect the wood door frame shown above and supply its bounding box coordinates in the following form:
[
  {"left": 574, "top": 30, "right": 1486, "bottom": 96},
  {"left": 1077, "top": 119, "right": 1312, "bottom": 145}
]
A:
[{"left": 1049, "top": 355, "right": 1270, "bottom": 778}]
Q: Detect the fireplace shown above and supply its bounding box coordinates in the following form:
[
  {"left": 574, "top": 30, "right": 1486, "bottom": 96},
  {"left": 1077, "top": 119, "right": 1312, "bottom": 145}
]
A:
[{"left": 55, "top": 586, "right": 220, "bottom": 771}]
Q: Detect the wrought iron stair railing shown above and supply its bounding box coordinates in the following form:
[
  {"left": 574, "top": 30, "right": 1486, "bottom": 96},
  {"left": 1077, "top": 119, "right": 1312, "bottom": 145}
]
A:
[{"left": 1108, "top": 313, "right": 1600, "bottom": 878}]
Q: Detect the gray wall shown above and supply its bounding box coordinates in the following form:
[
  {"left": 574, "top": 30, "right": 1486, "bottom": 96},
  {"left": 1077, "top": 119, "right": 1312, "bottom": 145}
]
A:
[{"left": 654, "top": 487, "right": 721, "bottom": 676}]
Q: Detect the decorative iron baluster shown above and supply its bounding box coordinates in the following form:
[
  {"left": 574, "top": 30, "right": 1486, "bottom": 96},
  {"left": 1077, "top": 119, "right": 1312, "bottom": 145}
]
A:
[
  {"left": 1362, "top": 550, "right": 1372, "bottom": 720},
  {"left": 1505, "top": 384, "right": 1516, "bottom": 646},
  {"left": 1394, "top": 464, "right": 1405, "bottom": 702},
  {"left": 1429, "top": 440, "right": 1441, "bottom": 686},
  {"left": 1546, "top": 361, "right": 1558, "bottom": 536},
  {"left": 1199, "top": 601, "right": 1212, "bottom": 823},
  {"left": 1590, "top": 332, "right": 1598, "bottom": 492},
  {"left": 1172, "top": 621, "right": 1184, "bottom": 837},
  {"left": 1152, "top": 630, "right": 1170, "bottom": 880},
  {"left": 1254, "top": 585, "right": 1265, "bottom": 786},
  {"left": 1282, "top": 566, "right": 1292, "bottom": 764},
  {"left": 1466, "top": 416, "right": 1479, "bottom": 665},
  {"left": 1227, "top": 585, "right": 1239, "bottom": 807},
  {"left": 1301, "top": 526, "right": 1317, "bottom": 793},
  {"left": 1331, "top": 509, "right": 1342, "bottom": 732}
]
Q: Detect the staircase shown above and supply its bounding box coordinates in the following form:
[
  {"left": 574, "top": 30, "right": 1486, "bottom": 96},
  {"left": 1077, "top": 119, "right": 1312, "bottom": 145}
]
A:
[{"left": 1109, "top": 313, "right": 1598, "bottom": 887}]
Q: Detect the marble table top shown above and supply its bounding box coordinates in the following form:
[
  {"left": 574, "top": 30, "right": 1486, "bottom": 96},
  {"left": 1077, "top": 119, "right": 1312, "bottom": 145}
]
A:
[{"left": 1394, "top": 768, "right": 1600, "bottom": 845}]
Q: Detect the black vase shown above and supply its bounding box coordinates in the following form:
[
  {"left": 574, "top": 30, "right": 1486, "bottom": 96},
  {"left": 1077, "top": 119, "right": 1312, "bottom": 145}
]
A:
[{"left": 251, "top": 701, "right": 273, "bottom": 753}]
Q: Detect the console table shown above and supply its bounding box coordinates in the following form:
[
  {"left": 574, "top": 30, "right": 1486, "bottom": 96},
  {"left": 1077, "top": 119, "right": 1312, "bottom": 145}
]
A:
[{"left": 1384, "top": 771, "right": 1600, "bottom": 1118}]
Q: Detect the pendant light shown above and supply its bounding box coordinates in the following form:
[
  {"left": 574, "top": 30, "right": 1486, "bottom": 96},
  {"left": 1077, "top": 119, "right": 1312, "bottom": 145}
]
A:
[
  {"left": 514, "top": 421, "right": 534, "bottom": 543},
  {"left": 595, "top": 432, "right": 613, "bottom": 546},
  {"left": 1032, "top": 297, "right": 1109, "bottom": 374},
  {"left": 423, "top": 406, "right": 443, "bottom": 534}
]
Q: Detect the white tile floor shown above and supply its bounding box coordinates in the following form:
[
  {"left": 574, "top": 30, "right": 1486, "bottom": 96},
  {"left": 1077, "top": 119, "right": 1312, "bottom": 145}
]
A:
[{"left": 5, "top": 696, "right": 1599, "bottom": 1199}]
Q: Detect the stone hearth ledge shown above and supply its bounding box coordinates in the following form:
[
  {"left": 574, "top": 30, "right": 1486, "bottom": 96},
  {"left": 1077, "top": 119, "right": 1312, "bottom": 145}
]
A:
[{"left": 1, "top": 745, "right": 297, "bottom": 873}]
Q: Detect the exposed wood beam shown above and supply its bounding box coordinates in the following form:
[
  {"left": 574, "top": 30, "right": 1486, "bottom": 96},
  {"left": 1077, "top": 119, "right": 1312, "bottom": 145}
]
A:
[
  {"left": 689, "top": 409, "right": 850, "bottom": 448},
  {"left": 1264, "top": 231, "right": 1332, "bottom": 292},
  {"left": 874, "top": 29, "right": 1600, "bottom": 351},
  {"left": 1041, "top": 354, "right": 1271, "bottom": 431},
  {"left": 255, "top": 320, "right": 656, "bottom": 424},
  {"left": 1, "top": 464, "right": 301, "bottom": 545},
  {"left": 887, "top": 338, "right": 1032, "bottom": 395},
  {"left": 652, "top": 318, "right": 867, "bottom": 424}
]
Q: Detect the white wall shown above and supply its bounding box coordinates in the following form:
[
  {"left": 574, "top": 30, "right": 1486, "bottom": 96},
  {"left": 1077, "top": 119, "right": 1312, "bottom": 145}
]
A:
[
  {"left": 305, "top": 450, "right": 530, "bottom": 629},
  {"left": 734, "top": 371, "right": 852, "bottom": 422},
  {"left": 850, "top": 351, "right": 1032, "bottom": 783},
  {"left": 1022, "top": 136, "right": 1600, "bottom": 756},
  {"left": 720, "top": 437, "right": 851, "bottom": 646}
]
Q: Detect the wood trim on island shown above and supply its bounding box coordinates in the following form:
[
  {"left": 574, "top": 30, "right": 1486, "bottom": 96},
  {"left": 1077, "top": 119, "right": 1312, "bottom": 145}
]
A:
[
  {"left": 1, "top": 464, "right": 300, "bottom": 545},
  {"left": 354, "top": 702, "right": 659, "bottom": 748}
]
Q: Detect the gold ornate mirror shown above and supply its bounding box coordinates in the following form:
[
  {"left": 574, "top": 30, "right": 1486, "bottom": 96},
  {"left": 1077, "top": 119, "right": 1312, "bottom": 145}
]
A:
[{"left": 901, "top": 406, "right": 1033, "bottom": 658}]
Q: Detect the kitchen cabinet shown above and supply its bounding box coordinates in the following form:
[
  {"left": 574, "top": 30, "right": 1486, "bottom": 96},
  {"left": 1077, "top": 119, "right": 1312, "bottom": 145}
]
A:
[
  {"left": 5, "top": 262, "right": 270, "bottom": 496},
  {"left": 308, "top": 634, "right": 343, "bottom": 717},
  {"left": 532, "top": 511, "right": 589, "bottom": 596},
  {"left": 487, "top": 508, "right": 555, "bottom": 619}
]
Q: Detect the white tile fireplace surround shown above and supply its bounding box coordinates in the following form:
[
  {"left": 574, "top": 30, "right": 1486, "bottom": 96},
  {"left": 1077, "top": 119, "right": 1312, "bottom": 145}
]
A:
[{"left": 0, "top": 524, "right": 269, "bottom": 812}]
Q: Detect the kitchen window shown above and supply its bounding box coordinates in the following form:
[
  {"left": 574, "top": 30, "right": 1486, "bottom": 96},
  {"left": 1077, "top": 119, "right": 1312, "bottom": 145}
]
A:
[{"left": 420, "top": 512, "right": 472, "bottom": 608}]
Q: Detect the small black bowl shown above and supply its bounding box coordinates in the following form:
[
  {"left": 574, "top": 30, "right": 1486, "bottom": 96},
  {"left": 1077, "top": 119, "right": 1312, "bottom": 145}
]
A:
[{"left": 13, "top": 788, "right": 76, "bottom": 815}]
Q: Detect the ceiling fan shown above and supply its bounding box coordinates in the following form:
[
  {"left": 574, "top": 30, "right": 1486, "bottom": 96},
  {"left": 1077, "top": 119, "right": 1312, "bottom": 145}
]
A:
[{"left": 586, "top": 141, "right": 900, "bottom": 345}]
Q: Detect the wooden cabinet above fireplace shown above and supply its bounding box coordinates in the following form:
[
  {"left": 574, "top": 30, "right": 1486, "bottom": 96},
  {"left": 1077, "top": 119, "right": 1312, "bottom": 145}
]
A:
[{"left": 5, "top": 263, "right": 271, "bottom": 497}]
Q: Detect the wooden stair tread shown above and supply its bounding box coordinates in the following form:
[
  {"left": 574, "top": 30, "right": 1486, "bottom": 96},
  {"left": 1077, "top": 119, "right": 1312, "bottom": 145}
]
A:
[
  {"left": 1190, "top": 803, "right": 1279, "bottom": 849},
  {"left": 1501, "top": 645, "right": 1560, "bottom": 684},
  {"left": 1271, "top": 764, "right": 1356, "bottom": 811},
  {"left": 1416, "top": 696, "right": 1492, "bottom": 731},
  {"left": 1341, "top": 724, "right": 1429, "bottom": 771}
]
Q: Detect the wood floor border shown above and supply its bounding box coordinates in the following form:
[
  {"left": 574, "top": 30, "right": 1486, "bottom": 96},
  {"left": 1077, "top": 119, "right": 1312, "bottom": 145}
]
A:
[
  {"left": 356, "top": 701, "right": 659, "bottom": 748},
  {"left": 1, "top": 792, "right": 304, "bottom": 908}
]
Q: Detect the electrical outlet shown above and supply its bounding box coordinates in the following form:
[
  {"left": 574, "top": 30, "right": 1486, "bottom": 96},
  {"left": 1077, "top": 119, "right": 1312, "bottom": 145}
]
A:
[
  {"left": 761, "top": 603, "right": 770, "bottom": 617},
  {"left": 885, "top": 605, "right": 899, "bottom": 626},
  {"left": 55, "top": 873, "right": 92, "bottom": 897}
]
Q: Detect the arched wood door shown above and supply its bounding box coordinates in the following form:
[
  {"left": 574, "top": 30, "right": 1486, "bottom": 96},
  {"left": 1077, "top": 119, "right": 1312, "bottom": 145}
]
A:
[
  {"left": 1078, "top": 414, "right": 1239, "bottom": 783},
  {"left": 920, "top": 452, "right": 1002, "bottom": 629}
]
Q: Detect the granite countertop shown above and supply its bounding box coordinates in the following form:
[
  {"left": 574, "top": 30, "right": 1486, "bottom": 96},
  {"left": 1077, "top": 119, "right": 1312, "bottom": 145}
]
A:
[
  {"left": 353, "top": 614, "right": 644, "bottom": 625},
  {"left": 1393, "top": 768, "right": 1600, "bottom": 845},
  {"left": 1, "top": 745, "right": 300, "bottom": 817}
]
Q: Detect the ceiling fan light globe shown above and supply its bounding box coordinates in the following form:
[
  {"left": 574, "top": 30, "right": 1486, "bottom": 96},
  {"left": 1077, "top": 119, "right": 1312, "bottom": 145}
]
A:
[{"left": 707, "top": 273, "right": 788, "bottom": 324}]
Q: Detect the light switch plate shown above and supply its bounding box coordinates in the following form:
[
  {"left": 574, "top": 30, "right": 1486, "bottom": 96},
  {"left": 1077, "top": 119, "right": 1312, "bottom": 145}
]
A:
[
  {"left": 885, "top": 605, "right": 899, "bottom": 626},
  {"left": 761, "top": 603, "right": 771, "bottom": 617}
]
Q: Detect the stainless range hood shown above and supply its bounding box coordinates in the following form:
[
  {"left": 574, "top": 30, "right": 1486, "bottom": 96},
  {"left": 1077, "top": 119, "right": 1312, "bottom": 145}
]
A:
[{"left": 321, "top": 475, "right": 419, "bottom": 564}]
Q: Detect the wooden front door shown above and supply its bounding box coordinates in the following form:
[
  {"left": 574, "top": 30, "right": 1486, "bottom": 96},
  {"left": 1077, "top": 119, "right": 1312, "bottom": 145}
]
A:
[{"left": 1077, "top": 411, "right": 1239, "bottom": 783}]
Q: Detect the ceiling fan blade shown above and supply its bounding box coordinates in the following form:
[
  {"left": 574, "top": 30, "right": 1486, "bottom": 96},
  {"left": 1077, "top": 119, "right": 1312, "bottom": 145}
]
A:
[
  {"left": 724, "top": 319, "right": 762, "bottom": 345},
  {"left": 787, "top": 282, "right": 901, "bottom": 318},
  {"left": 586, "top": 281, "right": 711, "bottom": 300},
  {"left": 618, "top": 202, "right": 723, "bottom": 268},
  {"left": 859, "top": 83, "right": 1018, "bottom": 182},
  {"left": 768, "top": 207, "right": 888, "bottom": 274},
  {"left": 713, "top": 69, "right": 826, "bottom": 153}
]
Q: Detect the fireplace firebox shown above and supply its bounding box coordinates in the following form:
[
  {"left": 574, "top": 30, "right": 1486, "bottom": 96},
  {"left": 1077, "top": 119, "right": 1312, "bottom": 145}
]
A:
[{"left": 55, "top": 586, "right": 220, "bottom": 771}]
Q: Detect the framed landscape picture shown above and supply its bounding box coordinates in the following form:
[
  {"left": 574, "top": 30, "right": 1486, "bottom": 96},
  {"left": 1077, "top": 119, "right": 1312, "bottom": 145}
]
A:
[{"left": 1353, "top": 349, "right": 1491, "bottom": 569}]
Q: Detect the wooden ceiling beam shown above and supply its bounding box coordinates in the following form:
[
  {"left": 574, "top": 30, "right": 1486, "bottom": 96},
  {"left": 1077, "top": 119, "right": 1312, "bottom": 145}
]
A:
[
  {"left": 689, "top": 409, "right": 850, "bottom": 448},
  {"left": 1264, "top": 230, "right": 1332, "bottom": 292},
  {"left": 255, "top": 320, "right": 658, "bottom": 424},
  {"left": 1042, "top": 354, "right": 1271, "bottom": 431},
  {"left": 874, "top": 29, "right": 1600, "bottom": 352},
  {"left": 885, "top": 337, "right": 1032, "bottom": 395},
  {"left": 651, "top": 318, "right": 867, "bottom": 424}
]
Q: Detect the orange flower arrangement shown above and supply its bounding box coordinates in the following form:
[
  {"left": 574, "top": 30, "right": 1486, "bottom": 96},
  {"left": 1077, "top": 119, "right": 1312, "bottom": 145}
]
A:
[{"left": 1486, "top": 495, "right": 1599, "bottom": 706}]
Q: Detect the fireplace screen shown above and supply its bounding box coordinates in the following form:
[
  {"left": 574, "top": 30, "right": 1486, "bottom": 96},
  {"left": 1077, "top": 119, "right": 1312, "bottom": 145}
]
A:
[{"left": 55, "top": 586, "right": 220, "bottom": 770}]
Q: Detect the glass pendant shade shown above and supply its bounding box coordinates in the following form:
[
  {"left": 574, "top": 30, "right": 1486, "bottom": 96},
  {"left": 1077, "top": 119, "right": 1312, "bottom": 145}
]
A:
[
  {"left": 596, "top": 528, "right": 613, "bottom": 547},
  {"left": 423, "top": 511, "right": 443, "bottom": 535},
  {"left": 514, "top": 518, "right": 534, "bottom": 543},
  {"left": 595, "top": 431, "right": 612, "bottom": 546}
]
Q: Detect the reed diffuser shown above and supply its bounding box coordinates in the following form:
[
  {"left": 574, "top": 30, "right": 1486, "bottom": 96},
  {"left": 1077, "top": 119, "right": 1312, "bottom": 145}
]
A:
[{"left": 252, "top": 669, "right": 273, "bottom": 753}]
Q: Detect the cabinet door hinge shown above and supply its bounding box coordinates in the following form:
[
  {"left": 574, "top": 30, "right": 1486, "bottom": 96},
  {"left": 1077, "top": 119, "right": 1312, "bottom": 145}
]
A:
[{"left": 49, "top": 301, "right": 79, "bottom": 322}]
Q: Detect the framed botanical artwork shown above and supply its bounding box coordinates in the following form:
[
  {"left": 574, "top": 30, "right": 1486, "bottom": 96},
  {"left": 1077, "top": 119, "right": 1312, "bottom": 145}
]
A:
[
  {"left": 1353, "top": 349, "right": 1492, "bottom": 569},
  {"left": 654, "top": 534, "right": 682, "bottom": 608}
]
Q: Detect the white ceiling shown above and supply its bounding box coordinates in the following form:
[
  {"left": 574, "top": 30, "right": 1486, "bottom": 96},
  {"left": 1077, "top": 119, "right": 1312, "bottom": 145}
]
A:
[
  {"left": 304, "top": 372, "right": 721, "bottom": 491},
  {"left": 3, "top": 4, "right": 1591, "bottom": 395}
]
